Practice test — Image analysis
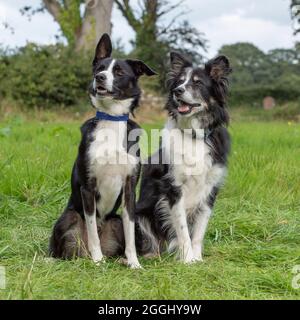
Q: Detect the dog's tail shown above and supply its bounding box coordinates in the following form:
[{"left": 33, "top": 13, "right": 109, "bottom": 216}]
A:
[{"left": 134, "top": 206, "right": 163, "bottom": 257}]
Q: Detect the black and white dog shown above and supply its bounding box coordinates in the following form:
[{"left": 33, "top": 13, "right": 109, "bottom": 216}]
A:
[
  {"left": 134, "top": 52, "right": 232, "bottom": 263},
  {"left": 49, "top": 34, "right": 156, "bottom": 268}
]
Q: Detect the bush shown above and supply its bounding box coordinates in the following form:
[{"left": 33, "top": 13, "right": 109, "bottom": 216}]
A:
[
  {"left": 229, "top": 83, "right": 300, "bottom": 107},
  {"left": 219, "top": 42, "right": 300, "bottom": 107},
  {"left": 0, "top": 43, "right": 92, "bottom": 108}
]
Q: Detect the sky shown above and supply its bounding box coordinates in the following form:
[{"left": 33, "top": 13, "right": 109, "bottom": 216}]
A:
[{"left": 0, "top": 0, "right": 299, "bottom": 57}]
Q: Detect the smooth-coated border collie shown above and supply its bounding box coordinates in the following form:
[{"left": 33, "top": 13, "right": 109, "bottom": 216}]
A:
[
  {"left": 49, "top": 34, "right": 156, "bottom": 268},
  {"left": 134, "top": 52, "right": 232, "bottom": 263}
]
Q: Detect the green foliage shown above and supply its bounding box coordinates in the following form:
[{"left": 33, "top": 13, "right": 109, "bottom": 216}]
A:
[
  {"left": 229, "top": 103, "right": 300, "bottom": 123},
  {"left": 229, "top": 83, "right": 300, "bottom": 106},
  {"left": 0, "top": 43, "right": 92, "bottom": 108},
  {"left": 219, "top": 42, "right": 300, "bottom": 106},
  {"left": 58, "top": 0, "right": 82, "bottom": 47}
]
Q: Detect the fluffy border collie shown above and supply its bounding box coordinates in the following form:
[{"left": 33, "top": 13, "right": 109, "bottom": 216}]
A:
[
  {"left": 134, "top": 52, "right": 232, "bottom": 263},
  {"left": 49, "top": 34, "right": 156, "bottom": 268}
]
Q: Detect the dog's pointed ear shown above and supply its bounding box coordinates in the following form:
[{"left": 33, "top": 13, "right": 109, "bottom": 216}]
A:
[
  {"left": 170, "top": 51, "right": 192, "bottom": 74},
  {"left": 126, "top": 59, "right": 157, "bottom": 77},
  {"left": 93, "top": 33, "right": 112, "bottom": 63},
  {"left": 205, "top": 55, "right": 232, "bottom": 82}
]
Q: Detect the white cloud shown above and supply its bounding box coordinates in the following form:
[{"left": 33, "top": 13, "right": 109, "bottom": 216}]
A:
[
  {"left": 0, "top": 0, "right": 133, "bottom": 49},
  {"left": 185, "top": 0, "right": 292, "bottom": 25},
  {"left": 196, "top": 11, "right": 299, "bottom": 57},
  {"left": 111, "top": 5, "right": 135, "bottom": 49},
  {"left": 0, "top": 0, "right": 61, "bottom": 48}
]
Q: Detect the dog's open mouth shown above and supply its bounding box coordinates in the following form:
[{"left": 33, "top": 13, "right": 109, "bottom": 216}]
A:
[
  {"left": 96, "top": 85, "right": 114, "bottom": 96},
  {"left": 177, "top": 100, "right": 201, "bottom": 115}
]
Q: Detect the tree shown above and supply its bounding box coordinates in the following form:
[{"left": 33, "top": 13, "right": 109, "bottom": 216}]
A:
[
  {"left": 268, "top": 48, "right": 299, "bottom": 64},
  {"left": 219, "top": 43, "right": 273, "bottom": 85},
  {"left": 218, "top": 42, "right": 300, "bottom": 105},
  {"left": 291, "top": 0, "right": 300, "bottom": 34},
  {"left": 21, "top": 0, "right": 113, "bottom": 51},
  {"left": 114, "top": 0, "right": 206, "bottom": 90}
]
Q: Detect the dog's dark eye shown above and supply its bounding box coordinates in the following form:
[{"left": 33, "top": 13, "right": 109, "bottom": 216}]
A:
[
  {"left": 193, "top": 77, "right": 203, "bottom": 85},
  {"left": 97, "top": 65, "right": 105, "bottom": 72},
  {"left": 114, "top": 65, "right": 124, "bottom": 76}
]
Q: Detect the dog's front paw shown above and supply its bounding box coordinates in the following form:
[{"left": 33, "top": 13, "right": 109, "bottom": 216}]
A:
[
  {"left": 193, "top": 255, "right": 203, "bottom": 263},
  {"left": 128, "top": 260, "right": 142, "bottom": 269},
  {"left": 192, "top": 245, "right": 203, "bottom": 262},
  {"left": 93, "top": 257, "right": 105, "bottom": 266},
  {"left": 90, "top": 249, "right": 104, "bottom": 264},
  {"left": 124, "top": 249, "right": 142, "bottom": 269},
  {"left": 180, "top": 248, "right": 195, "bottom": 264},
  {"left": 119, "top": 258, "right": 142, "bottom": 269},
  {"left": 183, "top": 256, "right": 197, "bottom": 264}
]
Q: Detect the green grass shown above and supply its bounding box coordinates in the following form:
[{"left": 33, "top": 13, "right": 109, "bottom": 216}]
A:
[{"left": 0, "top": 113, "right": 300, "bottom": 300}]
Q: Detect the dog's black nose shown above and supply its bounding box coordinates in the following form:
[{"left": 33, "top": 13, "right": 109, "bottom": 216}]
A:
[
  {"left": 174, "top": 87, "right": 184, "bottom": 97},
  {"left": 96, "top": 73, "right": 107, "bottom": 82}
]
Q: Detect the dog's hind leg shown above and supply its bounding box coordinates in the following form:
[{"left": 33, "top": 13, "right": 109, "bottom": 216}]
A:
[
  {"left": 49, "top": 209, "right": 89, "bottom": 259},
  {"left": 50, "top": 210, "right": 125, "bottom": 260},
  {"left": 99, "top": 215, "right": 125, "bottom": 257}
]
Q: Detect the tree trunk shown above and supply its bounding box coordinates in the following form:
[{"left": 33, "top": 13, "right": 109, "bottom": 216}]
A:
[{"left": 76, "top": 0, "right": 113, "bottom": 52}]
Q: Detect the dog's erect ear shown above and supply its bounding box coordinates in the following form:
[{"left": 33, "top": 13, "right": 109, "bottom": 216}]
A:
[
  {"left": 169, "top": 51, "right": 192, "bottom": 74},
  {"left": 93, "top": 33, "right": 112, "bottom": 63},
  {"left": 126, "top": 59, "right": 157, "bottom": 77},
  {"left": 205, "top": 55, "right": 232, "bottom": 82}
]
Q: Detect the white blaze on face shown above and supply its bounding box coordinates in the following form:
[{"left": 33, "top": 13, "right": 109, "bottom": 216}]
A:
[
  {"left": 96, "top": 59, "right": 115, "bottom": 91},
  {"left": 177, "top": 68, "right": 193, "bottom": 92},
  {"left": 175, "top": 68, "right": 194, "bottom": 110}
]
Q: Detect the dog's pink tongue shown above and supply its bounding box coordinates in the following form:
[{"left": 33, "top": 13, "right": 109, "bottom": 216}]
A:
[{"left": 178, "top": 105, "right": 190, "bottom": 113}]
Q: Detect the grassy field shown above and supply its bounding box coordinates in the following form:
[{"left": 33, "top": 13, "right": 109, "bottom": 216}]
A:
[{"left": 0, "top": 111, "right": 300, "bottom": 300}]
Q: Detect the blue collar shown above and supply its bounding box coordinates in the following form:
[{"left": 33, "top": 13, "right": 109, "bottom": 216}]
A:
[{"left": 96, "top": 111, "right": 129, "bottom": 122}]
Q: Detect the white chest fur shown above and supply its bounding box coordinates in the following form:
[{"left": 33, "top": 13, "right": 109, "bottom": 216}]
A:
[
  {"left": 162, "top": 119, "right": 226, "bottom": 213},
  {"left": 88, "top": 121, "right": 137, "bottom": 216}
]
